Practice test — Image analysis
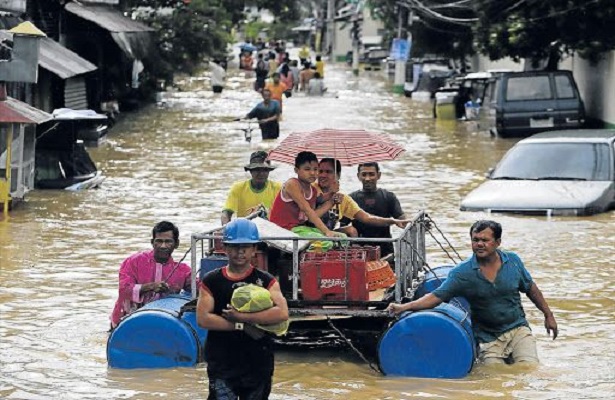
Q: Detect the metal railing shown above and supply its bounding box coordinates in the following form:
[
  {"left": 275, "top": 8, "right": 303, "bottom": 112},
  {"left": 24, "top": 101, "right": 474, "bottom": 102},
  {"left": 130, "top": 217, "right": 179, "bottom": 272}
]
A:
[{"left": 190, "top": 210, "right": 427, "bottom": 304}]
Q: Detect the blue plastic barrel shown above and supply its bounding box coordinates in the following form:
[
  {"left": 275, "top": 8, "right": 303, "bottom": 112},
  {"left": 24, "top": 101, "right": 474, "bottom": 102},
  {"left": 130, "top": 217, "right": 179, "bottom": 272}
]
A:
[
  {"left": 200, "top": 254, "right": 228, "bottom": 280},
  {"left": 414, "top": 265, "right": 455, "bottom": 299},
  {"left": 107, "top": 295, "right": 207, "bottom": 369},
  {"left": 378, "top": 303, "right": 477, "bottom": 378},
  {"left": 415, "top": 265, "right": 470, "bottom": 311}
]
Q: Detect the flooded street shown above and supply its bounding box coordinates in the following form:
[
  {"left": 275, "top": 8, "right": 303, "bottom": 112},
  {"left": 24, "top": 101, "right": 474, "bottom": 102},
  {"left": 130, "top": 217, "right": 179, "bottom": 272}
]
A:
[{"left": 1, "top": 62, "right": 614, "bottom": 399}]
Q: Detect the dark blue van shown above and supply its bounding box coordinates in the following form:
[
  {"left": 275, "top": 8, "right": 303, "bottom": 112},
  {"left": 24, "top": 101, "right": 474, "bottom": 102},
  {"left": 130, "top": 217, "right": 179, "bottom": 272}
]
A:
[{"left": 481, "top": 70, "right": 585, "bottom": 137}]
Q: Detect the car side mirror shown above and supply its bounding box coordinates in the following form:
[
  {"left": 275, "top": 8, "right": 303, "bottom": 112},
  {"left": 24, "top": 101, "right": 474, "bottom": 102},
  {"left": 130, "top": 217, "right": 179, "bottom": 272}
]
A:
[{"left": 486, "top": 168, "right": 494, "bottom": 178}]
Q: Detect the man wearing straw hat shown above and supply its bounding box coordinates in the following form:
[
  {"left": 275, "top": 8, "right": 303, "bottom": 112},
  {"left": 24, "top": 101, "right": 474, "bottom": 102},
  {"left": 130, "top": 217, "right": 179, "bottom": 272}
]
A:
[{"left": 221, "top": 151, "right": 281, "bottom": 225}]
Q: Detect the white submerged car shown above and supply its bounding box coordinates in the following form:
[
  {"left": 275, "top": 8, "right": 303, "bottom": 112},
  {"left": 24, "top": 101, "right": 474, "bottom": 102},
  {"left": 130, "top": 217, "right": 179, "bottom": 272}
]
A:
[{"left": 461, "top": 130, "right": 615, "bottom": 216}]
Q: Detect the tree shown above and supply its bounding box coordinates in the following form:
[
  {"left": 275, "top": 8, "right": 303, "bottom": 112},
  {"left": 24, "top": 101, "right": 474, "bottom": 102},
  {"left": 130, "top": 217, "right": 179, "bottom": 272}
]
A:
[
  {"left": 372, "top": 0, "right": 615, "bottom": 69},
  {"left": 124, "top": 0, "right": 301, "bottom": 79},
  {"left": 474, "top": 0, "right": 615, "bottom": 68}
]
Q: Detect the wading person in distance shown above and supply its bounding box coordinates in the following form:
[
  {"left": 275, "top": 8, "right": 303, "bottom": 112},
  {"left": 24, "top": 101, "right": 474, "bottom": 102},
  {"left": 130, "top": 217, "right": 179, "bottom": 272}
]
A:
[
  {"left": 387, "top": 220, "right": 558, "bottom": 364},
  {"left": 239, "top": 88, "right": 281, "bottom": 140},
  {"left": 110, "top": 221, "right": 191, "bottom": 330},
  {"left": 197, "top": 218, "right": 289, "bottom": 399}
]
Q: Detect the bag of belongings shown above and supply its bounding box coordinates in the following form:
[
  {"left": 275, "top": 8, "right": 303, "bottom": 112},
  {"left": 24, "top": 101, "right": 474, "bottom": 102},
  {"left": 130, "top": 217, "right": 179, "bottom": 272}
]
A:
[{"left": 231, "top": 284, "right": 289, "bottom": 336}]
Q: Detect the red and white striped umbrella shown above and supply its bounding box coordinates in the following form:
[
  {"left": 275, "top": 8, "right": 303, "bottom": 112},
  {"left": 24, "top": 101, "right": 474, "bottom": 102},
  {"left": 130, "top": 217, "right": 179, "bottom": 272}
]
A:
[{"left": 267, "top": 128, "right": 405, "bottom": 166}]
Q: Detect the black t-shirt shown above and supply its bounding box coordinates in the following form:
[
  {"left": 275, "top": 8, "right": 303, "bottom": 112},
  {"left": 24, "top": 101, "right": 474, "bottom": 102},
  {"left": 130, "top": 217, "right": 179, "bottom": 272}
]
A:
[
  {"left": 201, "top": 267, "right": 277, "bottom": 383},
  {"left": 348, "top": 188, "right": 403, "bottom": 256}
]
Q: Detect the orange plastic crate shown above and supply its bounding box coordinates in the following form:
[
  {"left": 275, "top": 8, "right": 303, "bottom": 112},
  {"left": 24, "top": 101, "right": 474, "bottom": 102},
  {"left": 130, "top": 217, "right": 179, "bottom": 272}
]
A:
[{"left": 366, "top": 260, "right": 396, "bottom": 291}]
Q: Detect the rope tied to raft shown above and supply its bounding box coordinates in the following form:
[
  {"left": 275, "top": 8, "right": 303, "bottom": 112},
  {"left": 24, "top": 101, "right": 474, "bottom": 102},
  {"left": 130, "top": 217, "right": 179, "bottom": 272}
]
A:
[{"left": 325, "top": 316, "right": 383, "bottom": 375}]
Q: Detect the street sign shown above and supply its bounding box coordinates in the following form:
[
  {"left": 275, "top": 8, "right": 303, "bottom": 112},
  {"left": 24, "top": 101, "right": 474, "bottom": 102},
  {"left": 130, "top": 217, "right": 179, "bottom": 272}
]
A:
[{"left": 390, "top": 38, "right": 411, "bottom": 61}]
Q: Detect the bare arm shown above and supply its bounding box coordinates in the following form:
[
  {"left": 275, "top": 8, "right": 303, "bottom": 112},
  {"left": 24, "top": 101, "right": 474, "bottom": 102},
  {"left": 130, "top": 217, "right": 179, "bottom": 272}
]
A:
[
  {"left": 285, "top": 180, "right": 337, "bottom": 237},
  {"left": 196, "top": 286, "right": 234, "bottom": 331},
  {"left": 223, "top": 282, "right": 289, "bottom": 325},
  {"left": 526, "top": 282, "right": 558, "bottom": 339},
  {"left": 354, "top": 210, "right": 410, "bottom": 229},
  {"left": 386, "top": 293, "right": 443, "bottom": 316},
  {"left": 314, "top": 198, "right": 335, "bottom": 218}
]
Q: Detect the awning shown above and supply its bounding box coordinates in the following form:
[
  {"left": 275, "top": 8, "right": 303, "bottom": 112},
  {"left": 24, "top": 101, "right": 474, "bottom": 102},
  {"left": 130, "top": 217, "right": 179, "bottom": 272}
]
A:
[
  {"left": 0, "top": 28, "right": 97, "bottom": 80},
  {"left": 39, "top": 37, "right": 97, "bottom": 79},
  {"left": 65, "top": 3, "right": 154, "bottom": 60},
  {"left": 0, "top": 97, "right": 52, "bottom": 124}
]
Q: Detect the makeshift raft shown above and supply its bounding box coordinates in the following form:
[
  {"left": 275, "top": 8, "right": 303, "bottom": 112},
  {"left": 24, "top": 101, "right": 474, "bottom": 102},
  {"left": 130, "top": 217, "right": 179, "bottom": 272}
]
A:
[{"left": 107, "top": 211, "right": 476, "bottom": 378}]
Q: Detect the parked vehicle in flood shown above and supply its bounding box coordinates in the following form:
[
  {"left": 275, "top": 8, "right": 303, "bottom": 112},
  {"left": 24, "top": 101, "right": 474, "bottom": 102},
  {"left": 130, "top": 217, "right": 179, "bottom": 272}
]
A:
[
  {"left": 480, "top": 70, "right": 585, "bottom": 137},
  {"left": 460, "top": 130, "right": 615, "bottom": 216},
  {"left": 433, "top": 71, "right": 496, "bottom": 120}
]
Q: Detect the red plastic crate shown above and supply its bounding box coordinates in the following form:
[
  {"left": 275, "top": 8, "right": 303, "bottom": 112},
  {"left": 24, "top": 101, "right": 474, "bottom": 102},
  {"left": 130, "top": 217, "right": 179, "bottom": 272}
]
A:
[
  {"left": 348, "top": 245, "right": 381, "bottom": 261},
  {"left": 251, "top": 250, "right": 268, "bottom": 272},
  {"left": 300, "top": 250, "right": 368, "bottom": 301}
]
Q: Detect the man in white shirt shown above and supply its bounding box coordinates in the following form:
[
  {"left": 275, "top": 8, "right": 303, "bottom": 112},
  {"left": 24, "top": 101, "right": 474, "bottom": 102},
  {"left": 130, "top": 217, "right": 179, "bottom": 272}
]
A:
[{"left": 210, "top": 59, "right": 226, "bottom": 93}]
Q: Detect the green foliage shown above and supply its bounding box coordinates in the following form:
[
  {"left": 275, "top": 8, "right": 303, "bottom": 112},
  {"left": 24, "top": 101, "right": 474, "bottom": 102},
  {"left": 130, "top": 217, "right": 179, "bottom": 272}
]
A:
[
  {"left": 474, "top": 0, "right": 615, "bottom": 66},
  {"left": 373, "top": 0, "right": 615, "bottom": 67},
  {"left": 126, "top": 0, "right": 301, "bottom": 80},
  {"left": 129, "top": 0, "right": 232, "bottom": 79}
]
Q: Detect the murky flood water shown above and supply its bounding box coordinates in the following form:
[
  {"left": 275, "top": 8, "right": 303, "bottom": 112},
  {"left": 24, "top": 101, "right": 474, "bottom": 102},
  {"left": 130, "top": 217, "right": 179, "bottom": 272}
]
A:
[{"left": 1, "top": 61, "right": 614, "bottom": 400}]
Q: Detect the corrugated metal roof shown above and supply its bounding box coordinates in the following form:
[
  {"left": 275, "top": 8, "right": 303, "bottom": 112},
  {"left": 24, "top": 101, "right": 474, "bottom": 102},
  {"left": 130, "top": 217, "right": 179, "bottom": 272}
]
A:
[
  {"left": 0, "top": 97, "right": 52, "bottom": 124},
  {"left": 0, "top": 31, "right": 97, "bottom": 79},
  {"left": 39, "top": 37, "right": 97, "bottom": 79},
  {"left": 65, "top": 3, "right": 154, "bottom": 33}
]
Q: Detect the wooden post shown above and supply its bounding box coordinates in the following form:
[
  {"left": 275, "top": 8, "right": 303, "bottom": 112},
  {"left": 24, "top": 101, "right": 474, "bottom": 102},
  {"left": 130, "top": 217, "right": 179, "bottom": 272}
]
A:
[{"left": 2, "top": 124, "right": 13, "bottom": 217}]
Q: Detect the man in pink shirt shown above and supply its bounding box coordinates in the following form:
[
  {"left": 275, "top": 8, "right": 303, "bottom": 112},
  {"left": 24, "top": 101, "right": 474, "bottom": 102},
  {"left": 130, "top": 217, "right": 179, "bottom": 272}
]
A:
[{"left": 110, "top": 221, "right": 191, "bottom": 329}]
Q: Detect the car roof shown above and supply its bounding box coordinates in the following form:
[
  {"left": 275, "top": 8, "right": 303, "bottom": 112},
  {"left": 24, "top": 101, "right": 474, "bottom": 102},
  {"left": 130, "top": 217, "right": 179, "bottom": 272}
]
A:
[
  {"left": 521, "top": 129, "right": 615, "bottom": 144},
  {"left": 502, "top": 70, "right": 572, "bottom": 77},
  {"left": 464, "top": 72, "right": 492, "bottom": 80}
]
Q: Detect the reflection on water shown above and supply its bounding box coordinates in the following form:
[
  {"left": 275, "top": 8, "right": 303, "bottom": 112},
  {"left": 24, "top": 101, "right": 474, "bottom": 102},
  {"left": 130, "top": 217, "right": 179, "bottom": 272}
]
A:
[{"left": 1, "top": 63, "right": 614, "bottom": 399}]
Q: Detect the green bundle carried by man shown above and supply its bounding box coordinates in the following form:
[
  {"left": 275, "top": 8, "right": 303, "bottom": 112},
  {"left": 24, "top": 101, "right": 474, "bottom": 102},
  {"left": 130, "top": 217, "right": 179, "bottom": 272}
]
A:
[{"left": 231, "top": 284, "right": 289, "bottom": 336}]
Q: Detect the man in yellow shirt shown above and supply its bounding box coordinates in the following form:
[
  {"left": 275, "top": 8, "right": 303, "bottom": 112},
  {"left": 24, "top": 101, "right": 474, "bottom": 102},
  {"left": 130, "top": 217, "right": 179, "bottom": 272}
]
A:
[
  {"left": 298, "top": 44, "right": 310, "bottom": 64},
  {"left": 315, "top": 54, "right": 325, "bottom": 79},
  {"left": 315, "top": 158, "right": 409, "bottom": 237},
  {"left": 221, "top": 151, "right": 282, "bottom": 225}
]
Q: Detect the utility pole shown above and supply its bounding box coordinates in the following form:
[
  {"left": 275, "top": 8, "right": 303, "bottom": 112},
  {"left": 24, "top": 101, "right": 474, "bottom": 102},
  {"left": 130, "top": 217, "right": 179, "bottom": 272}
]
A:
[
  {"left": 351, "top": 12, "right": 361, "bottom": 76},
  {"left": 393, "top": 5, "right": 410, "bottom": 94},
  {"left": 326, "top": 0, "right": 335, "bottom": 59}
]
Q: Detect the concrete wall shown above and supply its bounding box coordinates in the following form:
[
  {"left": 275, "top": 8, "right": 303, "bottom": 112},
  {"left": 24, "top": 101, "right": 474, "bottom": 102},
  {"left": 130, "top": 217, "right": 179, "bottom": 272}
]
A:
[
  {"left": 565, "top": 52, "right": 615, "bottom": 128},
  {"left": 470, "top": 56, "right": 522, "bottom": 73}
]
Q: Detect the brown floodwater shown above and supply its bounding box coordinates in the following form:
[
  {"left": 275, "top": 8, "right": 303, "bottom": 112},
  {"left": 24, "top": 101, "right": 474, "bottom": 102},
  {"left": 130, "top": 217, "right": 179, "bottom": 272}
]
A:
[{"left": 1, "top": 62, "right": 614, "bottom": 400}]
